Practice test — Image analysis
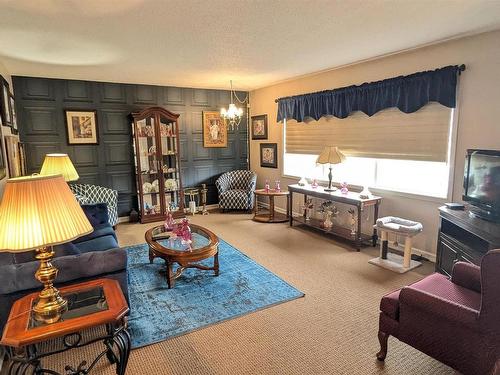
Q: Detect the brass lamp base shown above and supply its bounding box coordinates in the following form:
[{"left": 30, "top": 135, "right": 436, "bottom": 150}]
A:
[{"left": 33, "top": 247, "right": 68, "bottom": 324}]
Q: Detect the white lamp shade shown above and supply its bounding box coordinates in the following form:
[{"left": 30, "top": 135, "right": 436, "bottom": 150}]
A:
[
  {"left": 40, "top": 154, "right": 79, "bottom": 182},
  {"left": 0, "top": 174, "right": 93, "bottom": 251},
  {"left": 316, "top": 146, "right": 346, "bottom": 165}
]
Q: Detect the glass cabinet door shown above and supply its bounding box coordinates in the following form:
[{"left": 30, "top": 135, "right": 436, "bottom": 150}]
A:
[
  {"left": 134, "top": 116, "right": 162, "bottom": 218},
  {"left": 159, "top": 115, "right": 182, "bottom": 214}
]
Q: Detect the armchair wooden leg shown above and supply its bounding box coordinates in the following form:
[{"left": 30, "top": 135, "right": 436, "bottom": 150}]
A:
[{"left": 376, "top": 331, "right": 389, "bottom": 361}]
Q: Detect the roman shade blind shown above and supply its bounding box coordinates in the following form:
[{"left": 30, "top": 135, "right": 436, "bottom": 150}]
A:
[{"left": 285, "top": 103, "right": 453, "bottom": 161}]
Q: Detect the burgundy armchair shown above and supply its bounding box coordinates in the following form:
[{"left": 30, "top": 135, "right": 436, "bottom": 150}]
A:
[{"left": 377, "top": 249, "right": 500, "bottom": 375}]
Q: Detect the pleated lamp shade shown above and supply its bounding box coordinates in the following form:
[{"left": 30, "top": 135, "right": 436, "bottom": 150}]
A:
[
  {"left": 40, "top": 153, "right": 79, "bottom": 182},
  {"left": 0, "top": 174, "right": 93, "bottom": 251},
  {"left": 316, "top": 146, "right": 346, "bottom": 165}
]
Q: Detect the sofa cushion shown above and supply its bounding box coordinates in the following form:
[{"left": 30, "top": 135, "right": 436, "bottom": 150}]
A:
[
  {"left": 380, "top": 289, "right": 401, "bottom": 320},
  {"left": 73, "top": 225, "right": 116, "bottom": 244},
  {"left": 75, "top": 235, "right": 119, "bottom": 253},
  {"left": 0, "top": 253, "right": 14, "bottom": 267}
]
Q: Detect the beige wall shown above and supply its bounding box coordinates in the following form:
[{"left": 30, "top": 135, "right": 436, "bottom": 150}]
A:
[
  {"left": 0, "top": 62, "right": 14, "bottom": 197},
  {"left": 249, "top": 30, "right": 500, "bottom": 257}
]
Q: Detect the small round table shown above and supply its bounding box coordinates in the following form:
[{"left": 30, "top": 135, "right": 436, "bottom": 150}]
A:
[
  {"left": 145, "top": 224, "right": 219, "bottom": 288},
  {"left": 253, "top": 189, "right": 290, "bottom": 223}
]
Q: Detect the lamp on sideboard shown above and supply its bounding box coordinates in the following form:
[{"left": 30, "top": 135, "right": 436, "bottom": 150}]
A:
[
  {"left": 0, "top": 174, "right": 92, "bottom": 323},
  {"left": 316, "top": 146, "right": 346, "bottom": 192},
  {"left": 40, "top": 153, "right": 79, "bottom": 182}
]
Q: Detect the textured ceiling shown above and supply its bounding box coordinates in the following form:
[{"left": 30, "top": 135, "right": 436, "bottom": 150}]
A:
[{"left": 0, "top": 0, "right": 499, "bottom": 90}]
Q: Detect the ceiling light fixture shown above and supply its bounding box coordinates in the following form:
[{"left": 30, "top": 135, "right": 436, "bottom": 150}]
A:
[{"left": 220, "top": 80, "right": 248, "bottom": 131}]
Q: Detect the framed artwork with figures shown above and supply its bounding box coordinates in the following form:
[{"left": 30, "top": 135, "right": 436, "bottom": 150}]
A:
[
  {"left": 251, "top": 114, "right": 268, "bottom": 140},
  {"left": 202, "top": 111, "right": 227, "bottom": 148},
  {"left": 65, "top": 110, "right": 99, "bottom": 145},
  {"left": 260, "top": 143, "right": 278, "bottom": 168}
]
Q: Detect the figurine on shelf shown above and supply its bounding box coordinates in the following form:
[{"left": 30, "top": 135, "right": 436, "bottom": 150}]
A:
[
  {"left": 144, "top": 202, "right": 156, "bottom": 215},
  {"left": 359, "top": 185, "right": 371, "bottom": 199},
  {"left": 265, "top": 179, "right": 270, "bottom": 192},
  {"left": 298, "top": 177, "right": 308, "bottom": 187},
  {"left": 301, "top": 198, "right": 314, "bottom": 221},
  {"left": 275, "top": 180, "right": 281, "bottom": 192},
  {"left": 348, "top": 208, "right": 356, "bottom": 237},
  {"left": 164, "top": 207, "right": 175, "bottom": 231},
  {"left": 319, "top": 201, "right": 338, "bottom": 230},
  {"left": 311, "top": 179, "right": 319, "bottom": 189},
  {"left": 340, "top": 182, "right": 349, "bottom": 195}
]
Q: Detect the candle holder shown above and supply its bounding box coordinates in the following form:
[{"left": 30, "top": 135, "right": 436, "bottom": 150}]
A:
[{"left": 200, "top": 183, "right": 209, "bottom": 215}]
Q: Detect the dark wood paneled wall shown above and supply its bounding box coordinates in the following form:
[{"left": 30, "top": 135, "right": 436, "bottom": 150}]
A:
[{"left": 13, "top": 76, "right": 248, "bottom": 216}]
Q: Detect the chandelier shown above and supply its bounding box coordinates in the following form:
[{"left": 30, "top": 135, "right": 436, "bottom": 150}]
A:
[{"left": 220, "top": 80, "right": 246, "bottom": 131}]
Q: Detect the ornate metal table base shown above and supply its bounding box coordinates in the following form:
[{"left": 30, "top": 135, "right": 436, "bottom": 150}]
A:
[
  {"left": 4, "top": 322, "right": 130, "bottom": 375},
  {"left": 164, "top": 255, "right": 219, "bottom": 289}
]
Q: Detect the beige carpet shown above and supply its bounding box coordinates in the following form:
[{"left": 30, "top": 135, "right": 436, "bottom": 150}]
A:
[{"left": 43, "top": 211, "right": 455, "bottom": 374}]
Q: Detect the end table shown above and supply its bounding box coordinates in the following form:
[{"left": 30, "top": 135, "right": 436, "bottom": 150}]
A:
[
  {"left": 1, "top": 278, "right": 130, "bottom": 375},
  {"left": 253, "top": 189, "right": 290, "bottom": 223}
]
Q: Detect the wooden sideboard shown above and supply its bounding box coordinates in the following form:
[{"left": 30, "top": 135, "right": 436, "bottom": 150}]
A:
[
  {"left": 436, "top": 206, "right": 500, "bottom": 276},
  {"left": 288, "top": 184, "right": 382, "bottom": 250}
]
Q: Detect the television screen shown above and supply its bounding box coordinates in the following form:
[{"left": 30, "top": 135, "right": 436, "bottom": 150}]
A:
[{"left": 464, "top": 150, "right": 500, "bottom": 209}]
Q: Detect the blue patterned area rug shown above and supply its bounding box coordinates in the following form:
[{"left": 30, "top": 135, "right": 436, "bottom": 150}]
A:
[{"left": 126, "top": 239, "right": 304, "bottom": 348}]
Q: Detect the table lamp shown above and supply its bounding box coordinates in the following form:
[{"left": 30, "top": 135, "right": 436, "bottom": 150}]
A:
[
  {"left": 316, "top": 146, "right": 346, "bottom": 192},
  {"left": 0, "top": 174, "right": 93, "bottom": 323},
  {"left": 40, "top": 153, "right": 79, "bottom": 182}
]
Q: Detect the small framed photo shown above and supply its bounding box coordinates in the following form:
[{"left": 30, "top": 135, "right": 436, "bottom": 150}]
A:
[
  {"left": 65, "top": 110, "right": 99, "bottom": 145},
  {"left": 202, "top": 111, "right": 227, "bottom": 148},
  {"left": 0, "top": 76, "right": 12, "bottom": 126},
  {"left": 260, "top": 143, "right": 278, "bottom": 168},
  {"left": 251, "top": 114, "right": 268, "bottom": 140}
]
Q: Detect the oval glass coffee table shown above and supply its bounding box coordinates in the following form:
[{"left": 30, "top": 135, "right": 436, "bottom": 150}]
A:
[{"left": 145, "top": 224, "right": 219, "bottom": 288}]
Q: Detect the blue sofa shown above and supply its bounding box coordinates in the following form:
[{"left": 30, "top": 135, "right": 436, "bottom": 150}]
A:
[{"left": 0, "top": 203, "right": 128, "bottom": 336}]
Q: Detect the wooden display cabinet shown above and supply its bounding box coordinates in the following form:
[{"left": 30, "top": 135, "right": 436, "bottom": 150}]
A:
[{"left": 131, "top": 107, "right": 185, "bottom": 223}]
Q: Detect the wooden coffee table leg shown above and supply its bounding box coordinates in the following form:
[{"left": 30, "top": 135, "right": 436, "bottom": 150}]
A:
[
  {"left": 214, "top": 251, "right": 219, "bottom": 276},
  {"left": 148, "top": 247, "right": 154, "bottom": 264},
  {"left": 166, "top": 260, "right": 174, "bottom": 289}
]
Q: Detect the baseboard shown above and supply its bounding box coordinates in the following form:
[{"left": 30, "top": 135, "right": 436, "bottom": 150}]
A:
[{"left": 117, "top": 204, "right": 220, "bottom": 223}]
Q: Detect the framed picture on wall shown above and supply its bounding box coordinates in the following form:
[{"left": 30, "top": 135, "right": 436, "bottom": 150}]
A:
[
  {"left": 251, "top": 114, "right": 268, "bottom": 140},
  {"left": 0, "top": 75, "right": 12, "bottom": 126},
  {"left": 65, "top": 110, "right": 99, "bottom": 145},
  {"left": 0, "top": 120, "right": 5, "bottom": 180},
  {"left": 260, "top": 143, "right": 278, "bottom": 168},
  {"left": 18, "top": 142, "right": 27, "bottom": 176},
  {"left": 9, "top": 94, "right": 18, "bottom": 134},
  {"left": 202, "top": 111, "right": 227, "bottom": 148},
  {"left": 4, "top": 135, "right": 21, "bottom": 177}
]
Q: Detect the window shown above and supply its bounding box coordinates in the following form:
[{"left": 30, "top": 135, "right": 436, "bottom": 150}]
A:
[{"left": 283, "top": 153, "right": 450, "bottom": 198}]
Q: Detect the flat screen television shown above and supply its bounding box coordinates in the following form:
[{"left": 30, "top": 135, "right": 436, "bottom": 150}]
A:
[{"left": 463, "top": 149, "right": 500, "bottom": 222}]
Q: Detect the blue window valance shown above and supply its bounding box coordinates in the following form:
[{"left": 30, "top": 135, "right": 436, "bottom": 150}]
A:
[{"left": 276, "top": 65, "right": 464, "bottom": 123}]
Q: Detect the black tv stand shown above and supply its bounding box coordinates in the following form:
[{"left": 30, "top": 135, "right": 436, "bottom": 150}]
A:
[{"left": 436, "top": 206, "right": 500, "bottom": 276}]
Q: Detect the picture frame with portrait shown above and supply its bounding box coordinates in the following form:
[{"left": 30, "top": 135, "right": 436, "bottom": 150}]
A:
[
  {"left": 202, "top": 111, "right": 227, "bottom": 148},
  {"left": 0, "top": 75, "right": 12, "bottom": 127},
  {"left": 65, "top": 110, "right": 99, "bottom": 145},
  {"left": 251, "top": 114, "right": 268, "bottom": 140},
  {"left": 260, "top": 143, "right": 278, "bottom": 168}
]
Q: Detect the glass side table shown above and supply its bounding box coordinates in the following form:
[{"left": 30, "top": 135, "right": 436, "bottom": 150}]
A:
[{"left": 1, "top": 278, "right": 130, "bottom": 375}]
